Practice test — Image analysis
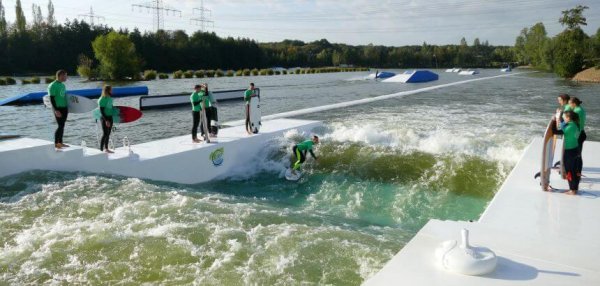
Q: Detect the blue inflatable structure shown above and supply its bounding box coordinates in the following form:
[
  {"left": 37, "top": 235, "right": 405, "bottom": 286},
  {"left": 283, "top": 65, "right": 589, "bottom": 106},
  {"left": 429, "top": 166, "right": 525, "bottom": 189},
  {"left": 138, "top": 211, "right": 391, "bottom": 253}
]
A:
[
  {"left": 375, "top": 71, "right": 395, "bottom": 79},
  {"left": 0, "top": 86, "right": 149, "bottom": 106},
  {"left": 382, "top": 70, "right": 438, "bottom": 83}
]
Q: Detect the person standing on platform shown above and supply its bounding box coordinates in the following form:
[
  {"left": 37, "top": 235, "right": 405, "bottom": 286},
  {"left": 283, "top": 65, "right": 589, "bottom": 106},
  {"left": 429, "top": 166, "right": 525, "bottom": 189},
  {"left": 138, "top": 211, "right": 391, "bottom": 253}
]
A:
[
  {"left": 98, "top": 85, "right": 114, "bottom": 153},
  {"left": 190, "top": 84, "right": 203, "bottom": 143},
  {"left": 552, "top": 110, "right": 582, "bottom": 195},
  {"left": 244, "top": 83, "right": 257, "bottom": 134},
  {"left": 203, "top": 83, "right": 218, "bottom": 137},
  {"left": 48, "top": 70, "right": 69, "bottom": 149},
  {"left": 569, "top": 96, "right": 586, "bottom": 154}
]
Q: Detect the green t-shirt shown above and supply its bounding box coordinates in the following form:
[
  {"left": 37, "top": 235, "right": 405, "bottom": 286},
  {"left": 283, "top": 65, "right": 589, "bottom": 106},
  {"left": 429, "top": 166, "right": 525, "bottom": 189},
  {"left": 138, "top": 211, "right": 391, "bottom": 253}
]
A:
[
  {"left": 98, "top": 96, "right": 114, "bottom": 116},
  {"left": 563, "top": 104, "right": 572, "bottom": 112},
  {"left": 190, "top": 91, "right": 202, "bottom": 112},
  {"left": 563, "top": 121, "right": 580, "bottom": 150},
  {"left": 296, "top": 140, "right": 314, "bottom": 151},
  {"left": 573, "top": 106, "right": 586, "bottom": 131},
  {"left": 244, "top": 89, "right": 255, "bottom": 104},
  {"left": 48, "top": 80, "right": 67, "bottom": 108}
]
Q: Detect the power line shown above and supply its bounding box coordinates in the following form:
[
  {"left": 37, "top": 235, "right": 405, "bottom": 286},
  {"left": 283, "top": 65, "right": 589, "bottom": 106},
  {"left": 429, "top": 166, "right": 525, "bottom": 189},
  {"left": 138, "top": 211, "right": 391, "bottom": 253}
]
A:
[
  {"left": 190, "top": 0, "right": 214, "bottom": 32},
  {"left": 77, "top": 6, "right": 105, "bottom": 26},
  {"left": 132, "top": 0, "right": 181, "bottom": 31}
]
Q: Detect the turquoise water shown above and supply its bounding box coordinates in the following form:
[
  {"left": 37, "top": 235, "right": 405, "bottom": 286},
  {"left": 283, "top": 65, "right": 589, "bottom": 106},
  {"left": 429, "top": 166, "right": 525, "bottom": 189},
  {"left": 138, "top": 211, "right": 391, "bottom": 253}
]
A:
[{"left": 1, "top": 70, "right": 599, "bottom": 284}]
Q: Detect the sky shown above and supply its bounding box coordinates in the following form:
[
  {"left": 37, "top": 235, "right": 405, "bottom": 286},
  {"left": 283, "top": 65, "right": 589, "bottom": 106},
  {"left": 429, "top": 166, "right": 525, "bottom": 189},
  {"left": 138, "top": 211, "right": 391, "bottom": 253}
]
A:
[{"left": 2, "top": 0, "right": 599, "bottom": 46}]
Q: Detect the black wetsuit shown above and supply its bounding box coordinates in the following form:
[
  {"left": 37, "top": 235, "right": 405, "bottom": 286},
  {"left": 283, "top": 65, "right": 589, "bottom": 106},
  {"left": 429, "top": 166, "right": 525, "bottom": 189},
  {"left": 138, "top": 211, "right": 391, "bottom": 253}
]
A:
[
  {"left": 99, "top": 107, "right": 113, "bottom": 151},
  {"left": 50, "top": 97, "right": 68, "bottom": 145}
]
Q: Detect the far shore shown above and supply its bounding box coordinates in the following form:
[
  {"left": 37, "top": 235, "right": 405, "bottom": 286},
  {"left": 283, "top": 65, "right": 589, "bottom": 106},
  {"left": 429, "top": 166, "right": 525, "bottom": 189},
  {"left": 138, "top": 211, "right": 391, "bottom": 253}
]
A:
[{"left": 572, "top": 67, "right": 600, "bottom": 83}]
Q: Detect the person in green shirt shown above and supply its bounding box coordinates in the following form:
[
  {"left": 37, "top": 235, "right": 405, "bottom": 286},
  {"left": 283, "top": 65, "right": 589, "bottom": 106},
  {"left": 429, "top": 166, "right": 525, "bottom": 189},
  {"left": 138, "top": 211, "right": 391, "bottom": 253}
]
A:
[
  {"left": 98, "top": 85, "right": 114, "bottom": 153},
  {"left": 244, "top": 83, "right": 256, "bottom": 134},
  {"left": 190, "top": 84, "right": 203, "bottom": 143},
  {"left": 569, "top": 96, "right": 586, "bottom": 154},
  {"left": 290, "top": 135, "right": 320, "bottom": 175},
  {"left": 203, "top": 83, "right": 218, "bottom": 137},
  {"left": 552, "top": 110, "right": 582, "bottom": 195},
  {"left": 48, "top": 69, "right": 69, "bottom": 149}
]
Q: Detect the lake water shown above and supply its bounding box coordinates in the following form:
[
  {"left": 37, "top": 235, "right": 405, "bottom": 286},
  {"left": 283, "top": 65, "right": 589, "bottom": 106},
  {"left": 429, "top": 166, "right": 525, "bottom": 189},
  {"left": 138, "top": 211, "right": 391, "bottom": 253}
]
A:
[{"left": 1, "top": 69, "right": 598, "bottom": 284}]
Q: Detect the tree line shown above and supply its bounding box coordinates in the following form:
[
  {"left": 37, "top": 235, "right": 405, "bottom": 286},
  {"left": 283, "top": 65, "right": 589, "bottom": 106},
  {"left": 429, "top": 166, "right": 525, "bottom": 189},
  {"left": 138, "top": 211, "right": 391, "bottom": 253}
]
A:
[{"left": 514, "top": 5, "right": 600, "bottom": 78}]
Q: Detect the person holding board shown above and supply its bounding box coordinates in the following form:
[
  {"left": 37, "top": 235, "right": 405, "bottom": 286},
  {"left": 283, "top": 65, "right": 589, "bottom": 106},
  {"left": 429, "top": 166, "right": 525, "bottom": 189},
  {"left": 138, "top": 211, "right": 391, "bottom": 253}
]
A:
[
  {"left": 244, "top": 83, "right": 257, "bottom": 134},
  {"left": 552, "top": 110, "right": 582, "bottom": 195},
  {"left": 569, "top": 96, "right": 586, "bottom": 154},
  {"left": 203, "top": 83, "right": 219, "bottom": 137},
  {"left": 190, "top": 84, "right": 204, "bottom": 143},
  {"left": 290, "top": 135, "right": 320, "bottom": 176},
  {"left": 98, "top": 85, "right": 114, "bottom": 153},
  {"left": 48, "top": 69, "right": 69, "bottom": 149}
]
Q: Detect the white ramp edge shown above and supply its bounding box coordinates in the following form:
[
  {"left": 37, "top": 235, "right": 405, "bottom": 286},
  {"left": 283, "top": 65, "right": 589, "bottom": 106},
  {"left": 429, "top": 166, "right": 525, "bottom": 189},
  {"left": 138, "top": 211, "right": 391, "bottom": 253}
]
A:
[
  {"left": 0, "top": 118, "right": 321, "bottom": 184},
  {"left": 364, "top": 138, "right": 600, "bottom": 285},
  {"left": 226, "top": 72, "right": 535, "bottom": 126}
]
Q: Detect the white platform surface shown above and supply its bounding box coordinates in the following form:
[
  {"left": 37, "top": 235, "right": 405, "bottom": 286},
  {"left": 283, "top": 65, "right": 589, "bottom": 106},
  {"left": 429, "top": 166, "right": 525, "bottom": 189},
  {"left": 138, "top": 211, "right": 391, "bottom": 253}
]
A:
[
  {"left": 365, "top": 137, "right": 600, "bottom": 285},
  {"left": 0, "top": 118, "right": 320, "bottom": 184}
]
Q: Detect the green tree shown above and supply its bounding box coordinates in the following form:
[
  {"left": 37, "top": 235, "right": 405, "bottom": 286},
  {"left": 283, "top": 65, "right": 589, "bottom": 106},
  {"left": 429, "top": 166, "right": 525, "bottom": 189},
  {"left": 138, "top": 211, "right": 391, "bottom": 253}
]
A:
[
  {"left": 31, "top": 3, "right": 43, "bottom": 28},
  {"left": 460, "top": 37, "right": 468, "bottom": 47},
  {"left": 524, "top": 23, "right": 549, "bottom": 68},
  {"left": 0, "top": 0, "right": 6, "bottom": 36},
  {"left": 552, "top": 29, "right": 588, "bottom": 77},
  {"left": 92, "top": 31, "right": 141, "bottom": 80},
  {"left": 15, "top": 0, "right": 26, "bottom": 32},
  {"left": 47, "top": 0, "right": 55, "bottom": 26},
  {"left": 559, "top": 5, "right": 588, "bottom": 30},
  {"left": 514, "top": 28, "right": 528, "bottom": 64}
]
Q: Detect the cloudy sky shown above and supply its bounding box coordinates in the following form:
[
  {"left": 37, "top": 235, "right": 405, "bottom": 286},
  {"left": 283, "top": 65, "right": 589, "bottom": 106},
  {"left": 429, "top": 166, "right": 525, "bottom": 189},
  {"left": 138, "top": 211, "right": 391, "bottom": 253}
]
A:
[{"left": 2, "top": 0, "right": 599, "bottom": 46}]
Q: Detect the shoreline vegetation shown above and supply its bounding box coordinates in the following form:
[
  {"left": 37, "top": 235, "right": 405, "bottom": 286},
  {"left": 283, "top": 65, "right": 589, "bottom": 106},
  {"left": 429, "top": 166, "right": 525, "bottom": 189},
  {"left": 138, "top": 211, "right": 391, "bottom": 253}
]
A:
[{"left": 0, "top": 3, "right": 597, "bottom": 82}]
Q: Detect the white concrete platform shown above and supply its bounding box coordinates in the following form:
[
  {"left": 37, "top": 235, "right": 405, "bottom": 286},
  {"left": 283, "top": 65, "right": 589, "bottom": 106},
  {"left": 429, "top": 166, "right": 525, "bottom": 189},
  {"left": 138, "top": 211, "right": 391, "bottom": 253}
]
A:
[
  {"left": 0, "top": 118, "right": 321, "bottom": 184},
  {"left": 365, "top": 137, "right": 600, "bottom": 285}
]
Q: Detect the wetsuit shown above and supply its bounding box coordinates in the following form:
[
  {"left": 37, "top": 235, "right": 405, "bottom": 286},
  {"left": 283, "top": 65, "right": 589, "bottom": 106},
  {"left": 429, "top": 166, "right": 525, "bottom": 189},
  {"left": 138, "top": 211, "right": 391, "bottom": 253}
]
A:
[
  {"left": 244, "top": 89, "right": 255, "bottom": 132},
  {"left": 206, "top": 92, "right": 218, "bottom": 134},
  {"left": 48, "top": 80, "right": 68, "bottom": 145},
  {"left": 190, "top": 91, "right": 202, "bottom": 140},
  {"left": 292, "top": 140, "right": 317, "bottom": 170},
  {"left": 553, "top": 121, "right": 582, "bottom": 191},
  {"left": 98, "top": 96, "right": 114, "bottom": 151},
  {"left": 202, "top": 91, "right": 212, "bottom": 134},
  {"left": 573, "top": 105, "right": 586, "bottom": 154}
]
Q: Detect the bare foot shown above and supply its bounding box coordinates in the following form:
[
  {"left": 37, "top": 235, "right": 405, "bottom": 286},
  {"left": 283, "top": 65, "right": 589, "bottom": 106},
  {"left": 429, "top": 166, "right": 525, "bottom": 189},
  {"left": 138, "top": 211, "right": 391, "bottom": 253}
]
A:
[
  {"left": 193, "top": 139, "right": 202, "bottom": 143},
  {"left": 105, "top": 149, "right": 114, "bottom": 154},
  {"left": 61, "top": 143, "right": 70, "bottom": 148},
  {"left": 55, "top": 143, "right": 63, "bottom": 149},
  {"left": 565, "top": 190, "right": 577, "bottom": 195}
]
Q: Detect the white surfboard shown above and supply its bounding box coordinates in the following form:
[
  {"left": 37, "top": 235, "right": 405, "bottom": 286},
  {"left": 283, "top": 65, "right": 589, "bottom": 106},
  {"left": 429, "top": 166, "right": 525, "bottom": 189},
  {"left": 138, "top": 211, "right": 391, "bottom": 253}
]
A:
[
  {"left": 43, "top": 94, "right": 96, "bottom": 113},
  {"left": 200, "top": 102, "right": 210, "bottom": 143},
  {"left": 539, "top": 118, "right": 557, "bottom": 191},
  {"left": 249, "top": 95, "right": 261, "bottom": 134},
  {"left": 285, "top": 168, "right": 302, "bottom": 181}
]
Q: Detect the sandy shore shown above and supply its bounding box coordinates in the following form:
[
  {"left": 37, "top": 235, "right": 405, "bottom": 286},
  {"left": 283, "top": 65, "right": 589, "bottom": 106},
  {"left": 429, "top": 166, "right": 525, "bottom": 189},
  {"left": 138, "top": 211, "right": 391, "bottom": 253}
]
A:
[{"left": 573, "top": 67, "right": 600, "bottom": 83}]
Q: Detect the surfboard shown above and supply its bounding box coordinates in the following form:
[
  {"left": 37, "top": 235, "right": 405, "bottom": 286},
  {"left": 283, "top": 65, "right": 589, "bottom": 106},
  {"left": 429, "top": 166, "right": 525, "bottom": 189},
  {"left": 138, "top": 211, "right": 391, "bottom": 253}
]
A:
[
  {"left": 540, "top": 117, "right": 557, "bottom": 191},
  {"left": 285, "top": 168, "right": 302, "bottom": 181},
  {"left": 43, "top": 94, "right": 96, "bottom": 113},
  {"left": 249, "top": 94, "right": 261, "bottom": 134},
  {"left": 93, "top": 106, "right": 142, "bottom": 124},
  {"left": 200, "top": 102, "right": 210, "bottom": 143}
]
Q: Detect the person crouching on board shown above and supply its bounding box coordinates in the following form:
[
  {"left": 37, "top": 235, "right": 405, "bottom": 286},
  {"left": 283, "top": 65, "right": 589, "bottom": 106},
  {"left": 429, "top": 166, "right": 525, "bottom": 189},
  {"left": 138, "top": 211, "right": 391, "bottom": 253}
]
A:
[
  {"left": 204, "top": 83, "right": 218, "bottom": 137},
  {"left": 190, "top": 84, "right": 204, "bottom": 143},
  {"left": 552, "top": 110, "right": 582, "bottom": 195},
  {"left": 569, "top": 96, "right": 586, "bottom": 155},
  {"left": 290, "top": 135, "right": 320, "bottom": 175},
  {"left": 98, "top": 85, "right": 115, "bottom": 153},
  {"left": 48, "top": 69, "right": 69, "bottom": 149},
  {"left": 244, "top": 83, "right": 257, "bottom": 134}
]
